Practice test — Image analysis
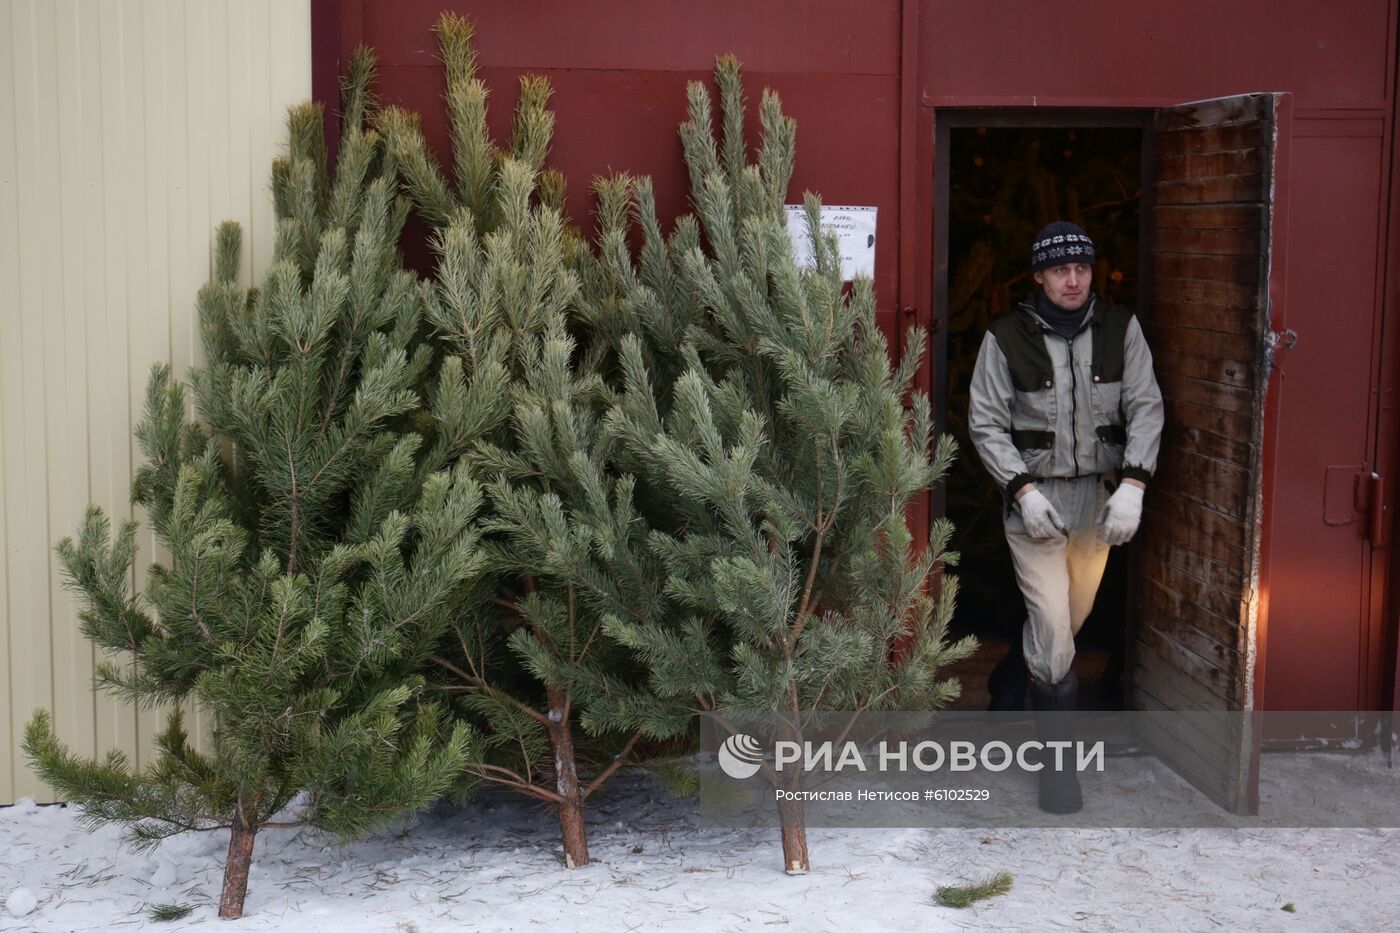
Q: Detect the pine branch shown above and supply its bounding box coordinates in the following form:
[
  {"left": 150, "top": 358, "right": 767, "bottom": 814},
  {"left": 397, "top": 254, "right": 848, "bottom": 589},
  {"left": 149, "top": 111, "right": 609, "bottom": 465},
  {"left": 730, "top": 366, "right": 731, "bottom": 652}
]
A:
[
  {"left": 427, "top": 653, "right": 549, "bottom": 726},
  {"left": 465, "top": 763, "right": 563, "bottom": 804},
  {"left": 583, "top": 729, "right": 642, "bottom": 799},
  {"left": 936, "top": 872, "right": 1014, "bottom": 909}
]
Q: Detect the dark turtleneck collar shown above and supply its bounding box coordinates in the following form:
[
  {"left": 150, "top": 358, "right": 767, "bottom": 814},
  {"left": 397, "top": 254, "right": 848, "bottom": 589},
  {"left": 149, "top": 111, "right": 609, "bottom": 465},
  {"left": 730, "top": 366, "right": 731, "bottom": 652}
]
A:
[{"left": 1034, "top": 290, "right": 1093, "bottom": 340}]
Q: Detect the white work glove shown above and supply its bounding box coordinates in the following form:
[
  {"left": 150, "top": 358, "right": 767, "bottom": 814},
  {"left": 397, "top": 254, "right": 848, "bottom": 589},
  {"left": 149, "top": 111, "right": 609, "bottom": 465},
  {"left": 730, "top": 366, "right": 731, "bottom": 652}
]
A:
[
  {"left": 1098, "top": 483, "right": 1145, "bottom": 546},
  {"left": 1016, "top": 487, "right": 1068, "bottom": 539}
]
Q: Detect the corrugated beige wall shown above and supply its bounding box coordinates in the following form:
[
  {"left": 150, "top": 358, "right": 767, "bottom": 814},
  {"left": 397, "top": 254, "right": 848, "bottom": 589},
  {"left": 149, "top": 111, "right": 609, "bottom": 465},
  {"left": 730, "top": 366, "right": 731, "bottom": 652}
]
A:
[{"left": 0, "top": 0, "right": 311, "bottom": 804}]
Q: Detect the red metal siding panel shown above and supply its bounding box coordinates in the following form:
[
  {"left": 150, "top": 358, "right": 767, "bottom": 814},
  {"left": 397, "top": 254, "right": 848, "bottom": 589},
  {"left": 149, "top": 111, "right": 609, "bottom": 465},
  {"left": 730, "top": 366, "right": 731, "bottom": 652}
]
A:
[
  {"left": 370, "top": 60, "right": 901, "bottom": 305},
  {"left": 921, "top": 0, "right": 1391, "bottom": 108},
  {"left": 353, "top": 0, "right": 900, "bottom": 75}
]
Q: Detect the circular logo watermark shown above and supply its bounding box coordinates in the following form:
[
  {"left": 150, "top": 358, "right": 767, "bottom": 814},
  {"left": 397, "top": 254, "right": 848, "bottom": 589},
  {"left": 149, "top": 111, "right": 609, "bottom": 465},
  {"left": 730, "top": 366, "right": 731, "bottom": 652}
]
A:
[{"left": 718, "top": 733, "right": 764, "bottom": 779}]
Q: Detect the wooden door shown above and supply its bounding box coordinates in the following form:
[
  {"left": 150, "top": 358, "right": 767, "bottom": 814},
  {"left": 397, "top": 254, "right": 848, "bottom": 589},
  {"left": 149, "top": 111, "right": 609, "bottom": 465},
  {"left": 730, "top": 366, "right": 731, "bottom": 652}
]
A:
[{"left": 1131, "top": 93, "right": 1290, "bottom": 815}]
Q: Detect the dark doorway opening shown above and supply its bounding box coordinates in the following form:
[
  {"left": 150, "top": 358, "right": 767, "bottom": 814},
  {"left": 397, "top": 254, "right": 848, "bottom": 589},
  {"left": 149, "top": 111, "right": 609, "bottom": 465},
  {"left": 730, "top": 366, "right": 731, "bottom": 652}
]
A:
[{"left": 934, "top": 111, "right": 1150, "bottom": 711}]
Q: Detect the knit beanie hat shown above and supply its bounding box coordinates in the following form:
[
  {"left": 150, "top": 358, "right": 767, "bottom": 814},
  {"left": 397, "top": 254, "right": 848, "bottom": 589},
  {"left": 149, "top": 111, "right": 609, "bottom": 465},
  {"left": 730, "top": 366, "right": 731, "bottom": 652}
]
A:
[{"left": 1031, "top": 221, "right": 1095, "bottom": 271}]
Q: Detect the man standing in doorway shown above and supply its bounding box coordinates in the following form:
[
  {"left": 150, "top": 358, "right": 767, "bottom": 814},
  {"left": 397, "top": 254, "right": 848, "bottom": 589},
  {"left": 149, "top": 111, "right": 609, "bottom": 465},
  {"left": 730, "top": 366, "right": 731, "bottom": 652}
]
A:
[{"left": 967, "top": 221, "right": 1164, "bottom": 812}]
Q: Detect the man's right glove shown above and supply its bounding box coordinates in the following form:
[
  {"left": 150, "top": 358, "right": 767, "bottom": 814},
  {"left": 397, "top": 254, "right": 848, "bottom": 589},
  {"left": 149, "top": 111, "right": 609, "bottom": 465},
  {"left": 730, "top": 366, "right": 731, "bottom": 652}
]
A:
[{"left": 1016, "top": 487, "right": 1068, "bottom": 539}]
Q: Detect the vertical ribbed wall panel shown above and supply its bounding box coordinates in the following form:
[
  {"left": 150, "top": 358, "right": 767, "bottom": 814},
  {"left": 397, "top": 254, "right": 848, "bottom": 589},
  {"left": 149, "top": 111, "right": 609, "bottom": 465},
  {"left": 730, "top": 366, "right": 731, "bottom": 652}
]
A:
[{"left": 0, "top": 0, "right": 312, "bottom": 804}]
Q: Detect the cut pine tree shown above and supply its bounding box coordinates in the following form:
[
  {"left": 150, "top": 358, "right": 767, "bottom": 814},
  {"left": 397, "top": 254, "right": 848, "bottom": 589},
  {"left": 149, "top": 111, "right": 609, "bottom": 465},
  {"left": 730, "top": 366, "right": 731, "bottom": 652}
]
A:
[
  {"left": 380, "top": 13, "right": 691, "bottom": 871},
  {"left": 600, "top": 56, "right": 975, "bottom": 875},
  {"left": 24, "top": 48, "right": 479, "bottom": 920}
]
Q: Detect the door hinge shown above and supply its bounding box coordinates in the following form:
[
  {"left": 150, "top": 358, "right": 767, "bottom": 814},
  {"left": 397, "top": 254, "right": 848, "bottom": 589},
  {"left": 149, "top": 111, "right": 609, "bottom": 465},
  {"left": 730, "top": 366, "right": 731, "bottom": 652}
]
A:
[
  {"left": 1263, "top": 327, "right": 1298, "bottom": 380},
  {"left": 905, "top": 304, "right": 941, "bottom": 333},
  {"left": 1364, "top": 470, "right": 1391, "bottom": 546}
]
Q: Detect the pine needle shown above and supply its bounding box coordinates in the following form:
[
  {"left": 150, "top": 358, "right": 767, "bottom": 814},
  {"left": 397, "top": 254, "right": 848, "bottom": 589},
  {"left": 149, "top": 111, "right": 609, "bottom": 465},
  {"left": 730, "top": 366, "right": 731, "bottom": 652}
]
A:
[
  {"left": 935, "top": 872, "right": 1013, "bottom": 908},
  {"left": 148, "top": 902, "right": 196, "bottom": 922}
]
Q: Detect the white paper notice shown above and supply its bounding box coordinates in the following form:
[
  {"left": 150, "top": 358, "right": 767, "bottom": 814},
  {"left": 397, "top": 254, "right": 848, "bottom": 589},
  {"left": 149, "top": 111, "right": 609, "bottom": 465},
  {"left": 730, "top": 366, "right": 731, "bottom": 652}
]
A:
[{"left": 785, "top": 205, "right": 877, "bottom": 280}]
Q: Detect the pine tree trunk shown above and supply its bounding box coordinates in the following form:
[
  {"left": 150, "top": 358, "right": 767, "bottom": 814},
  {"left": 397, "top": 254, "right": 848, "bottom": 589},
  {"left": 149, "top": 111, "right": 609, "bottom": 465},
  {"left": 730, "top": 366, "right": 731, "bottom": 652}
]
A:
[
  {"left": 777, "top": 796, "right": 810, "bottom": 875},
  {"left": 547, "top": 690, "right": 590, "bottom": 868},
  {"left": 558, "top": 789, "right": 589, "bottom": 869},
  {"left": 218, "top": 813, "right": 258, "bottom": 919}
]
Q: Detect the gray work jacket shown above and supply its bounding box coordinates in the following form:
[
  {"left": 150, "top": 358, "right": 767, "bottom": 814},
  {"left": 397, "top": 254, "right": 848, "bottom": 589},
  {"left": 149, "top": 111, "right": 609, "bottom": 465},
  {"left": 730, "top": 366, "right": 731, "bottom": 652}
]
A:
[{"left": 967, "top": 294, "right": 1164, "bottom": 503}]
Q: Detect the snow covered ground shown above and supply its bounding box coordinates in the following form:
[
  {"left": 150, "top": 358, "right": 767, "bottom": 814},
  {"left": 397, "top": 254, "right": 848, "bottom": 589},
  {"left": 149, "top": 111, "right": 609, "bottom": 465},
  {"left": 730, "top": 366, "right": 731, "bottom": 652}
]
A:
[{"left": 3, "top": 750, "right": 1398, "bottom": 932}]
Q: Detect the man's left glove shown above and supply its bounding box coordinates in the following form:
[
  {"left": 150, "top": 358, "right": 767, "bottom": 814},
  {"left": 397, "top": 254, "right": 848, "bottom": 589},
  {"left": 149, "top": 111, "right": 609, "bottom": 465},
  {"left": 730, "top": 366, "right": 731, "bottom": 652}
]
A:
[{"left": 1098, "top": 483, "right": 1144, "bottom": 546}]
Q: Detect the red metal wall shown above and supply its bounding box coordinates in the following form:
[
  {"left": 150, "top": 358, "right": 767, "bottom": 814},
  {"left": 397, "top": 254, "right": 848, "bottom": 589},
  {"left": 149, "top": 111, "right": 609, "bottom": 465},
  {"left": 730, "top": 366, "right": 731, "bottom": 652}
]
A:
[
  {"left": 321, "top": 0, "right": 905, "bottom": 329},
  {"left": 920, "top": 1, "right": 1392, "bottom": 108},
  {"left": 317, "top": 0, "right": 1400, "bottom": 713}
]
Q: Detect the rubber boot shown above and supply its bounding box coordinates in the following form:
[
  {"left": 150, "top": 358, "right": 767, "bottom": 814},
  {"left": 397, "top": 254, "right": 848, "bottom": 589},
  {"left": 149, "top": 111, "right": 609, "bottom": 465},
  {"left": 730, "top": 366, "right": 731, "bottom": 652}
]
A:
[
  {"left": 1029, "top": 670, "right": 1083, "bottom": 814},
  {"left": 986, "top": 640, "right": 1029, "bottom": 711}
]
